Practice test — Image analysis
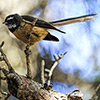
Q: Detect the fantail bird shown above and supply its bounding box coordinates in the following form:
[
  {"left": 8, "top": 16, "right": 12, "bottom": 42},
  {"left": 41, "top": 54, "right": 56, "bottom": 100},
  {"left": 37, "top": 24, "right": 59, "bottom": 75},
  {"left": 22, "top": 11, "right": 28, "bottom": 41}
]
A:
[{"left": 3, "top": 13, "right": 97, "bottom": 45}]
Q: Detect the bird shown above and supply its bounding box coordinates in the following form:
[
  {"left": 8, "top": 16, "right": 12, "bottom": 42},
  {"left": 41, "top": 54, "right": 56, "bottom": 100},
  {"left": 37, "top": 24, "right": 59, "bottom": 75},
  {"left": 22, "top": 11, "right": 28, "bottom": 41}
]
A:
[{"left": 3, "top": 13, "right": 97, "bottom": 45}]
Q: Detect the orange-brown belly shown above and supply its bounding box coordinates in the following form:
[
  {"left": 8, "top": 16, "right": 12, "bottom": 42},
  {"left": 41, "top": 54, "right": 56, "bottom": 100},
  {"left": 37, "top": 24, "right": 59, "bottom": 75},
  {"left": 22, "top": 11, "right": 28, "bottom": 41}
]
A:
[{"left": 13, "top": 23, "right": 48, "bottom": 45}]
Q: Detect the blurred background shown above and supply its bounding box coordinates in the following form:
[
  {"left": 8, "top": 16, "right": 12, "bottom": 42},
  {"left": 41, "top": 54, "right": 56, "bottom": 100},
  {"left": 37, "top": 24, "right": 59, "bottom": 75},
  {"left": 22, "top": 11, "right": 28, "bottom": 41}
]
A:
[{"left": 0, "top": 0, "right": 100, "bottom": 100}]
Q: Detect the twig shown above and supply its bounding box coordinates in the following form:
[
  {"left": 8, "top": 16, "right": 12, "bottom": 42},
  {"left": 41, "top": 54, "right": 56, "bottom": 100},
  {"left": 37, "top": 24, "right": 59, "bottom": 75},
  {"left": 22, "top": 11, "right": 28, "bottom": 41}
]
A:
[
  {"left": 0, "top": 41, "right": 15, "bottom": 73},
  {"left": 0, "top": 66, "right": 7, "bottom": 80},
  {"left": 0, "top": 67, "right": 9, "bottom": 77},
  {"left": 24, "top": 19, "right": 38, "bottom": 79},
  {"left": 0, "top": 41, "right": 15, "bottom": 100},
  {"left": 24, "top": 44, "right": 32, "bottom": 79},
  {"left": 0, "top": 42, "right": 15, "bottom": 100},
  {"left": 0, "top": 91, "right": 11, "bottom": 100},
  {"left": 91, "top": 84, "right": 100, "bottom": 100},
  {"left": 47, "top": 52, "right": 67, "bottom": 85},
  {"left": 41, "top": 60, "right": 45, "bottom": 84},
  {"left": 47, "top": 59, "right": 58, "bottom": 85}
]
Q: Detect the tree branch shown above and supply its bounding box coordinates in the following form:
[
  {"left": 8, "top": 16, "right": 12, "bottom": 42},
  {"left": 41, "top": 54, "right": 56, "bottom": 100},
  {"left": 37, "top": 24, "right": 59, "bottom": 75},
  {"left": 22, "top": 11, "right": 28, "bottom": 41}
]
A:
[
  {"left": 47, "top": 52, "right": 67, "bottom": 85},
  {"left": 24, "top": 44, "right": 32, "bottom": 79},
  {"left": 41, "top": 60, "right": 45, "bottom": 85},
  {"left": 0, "top": 41, "right": 15, "bottom": 73},
  {"left": 0, "top": 42, "right": 83, "bottom": 100}
]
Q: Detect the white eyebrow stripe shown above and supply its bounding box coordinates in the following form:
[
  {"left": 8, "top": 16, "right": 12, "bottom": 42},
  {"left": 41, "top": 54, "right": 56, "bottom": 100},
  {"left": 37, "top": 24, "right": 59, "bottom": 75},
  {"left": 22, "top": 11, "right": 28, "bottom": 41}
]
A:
[{"left": 7, "top": 17, "right": 14, "bottom": 20}]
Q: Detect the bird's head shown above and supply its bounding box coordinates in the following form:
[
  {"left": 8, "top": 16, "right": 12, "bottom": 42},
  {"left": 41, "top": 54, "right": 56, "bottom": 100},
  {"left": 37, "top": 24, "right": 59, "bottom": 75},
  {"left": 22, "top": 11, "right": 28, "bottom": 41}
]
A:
[{"left": 3, "top": 13, "right": 22, "bottom": 32}]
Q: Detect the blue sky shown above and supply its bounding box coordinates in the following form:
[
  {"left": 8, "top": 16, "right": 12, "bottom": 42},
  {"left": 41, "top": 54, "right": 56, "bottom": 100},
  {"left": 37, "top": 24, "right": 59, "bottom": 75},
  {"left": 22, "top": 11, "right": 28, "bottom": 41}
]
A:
[{"left": 37, "top": 0, "right": 100, "bottom": 81}]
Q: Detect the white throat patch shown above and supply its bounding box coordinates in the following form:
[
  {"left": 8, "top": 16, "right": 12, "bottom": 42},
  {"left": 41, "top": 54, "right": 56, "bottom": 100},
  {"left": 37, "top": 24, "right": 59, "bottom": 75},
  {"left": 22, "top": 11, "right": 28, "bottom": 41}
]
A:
[{"left": 8, "top": 24, "right": 17, "bottom": 29}]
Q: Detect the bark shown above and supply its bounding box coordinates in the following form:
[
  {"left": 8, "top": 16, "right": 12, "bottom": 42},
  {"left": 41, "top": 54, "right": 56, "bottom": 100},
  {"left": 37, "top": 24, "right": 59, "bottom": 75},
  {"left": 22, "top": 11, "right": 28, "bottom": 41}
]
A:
[{"left": 6, "top": 73, "right": 68, "bottom": 100}]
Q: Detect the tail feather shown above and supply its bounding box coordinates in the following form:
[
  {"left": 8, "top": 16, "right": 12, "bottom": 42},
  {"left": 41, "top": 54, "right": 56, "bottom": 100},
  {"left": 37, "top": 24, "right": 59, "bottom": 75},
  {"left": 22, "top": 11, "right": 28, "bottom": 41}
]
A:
[
  {"left": 49, "top": 14, "right": 97, "bottom": 26},
  {"left": 43, "top": 33, "right": 59, "bottom": 41}
]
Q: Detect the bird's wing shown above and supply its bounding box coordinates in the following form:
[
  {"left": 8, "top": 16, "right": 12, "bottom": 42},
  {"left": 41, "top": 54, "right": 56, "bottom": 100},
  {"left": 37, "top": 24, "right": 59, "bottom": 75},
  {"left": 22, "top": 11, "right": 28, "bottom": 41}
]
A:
[{"left": 21, "top": 15, "right": 65, "bottom": 33}]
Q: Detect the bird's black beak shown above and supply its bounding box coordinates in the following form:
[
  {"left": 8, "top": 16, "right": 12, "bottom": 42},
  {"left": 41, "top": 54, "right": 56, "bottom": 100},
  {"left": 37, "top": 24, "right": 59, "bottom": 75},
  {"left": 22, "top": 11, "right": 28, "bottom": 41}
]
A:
[{"left": 2, "top": 21, "right": 8, "bottom": 25}]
